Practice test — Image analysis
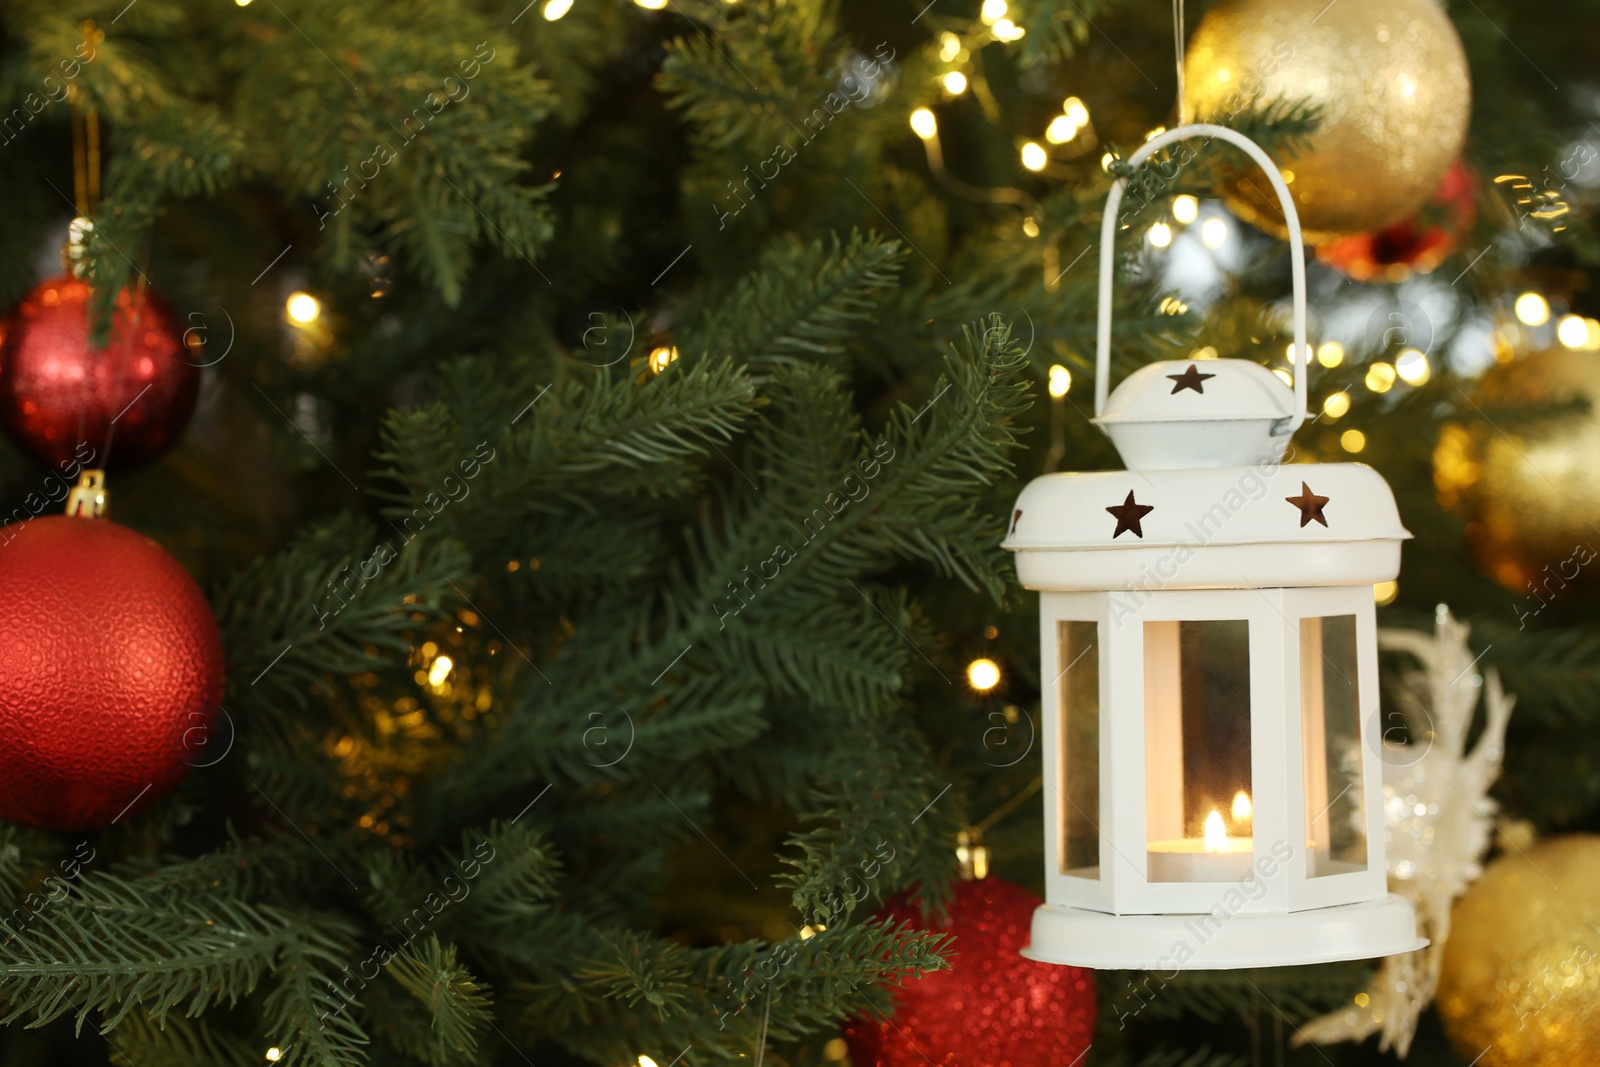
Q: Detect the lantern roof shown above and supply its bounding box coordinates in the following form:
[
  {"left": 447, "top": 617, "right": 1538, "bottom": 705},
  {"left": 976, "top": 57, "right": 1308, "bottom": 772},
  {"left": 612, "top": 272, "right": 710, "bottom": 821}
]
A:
[
  {"left": 1094, "top": 359, "right": 1299, "bottom": 470},
  {"left": 1003, "top": 461, "right": 1411, "bottom": 591}
]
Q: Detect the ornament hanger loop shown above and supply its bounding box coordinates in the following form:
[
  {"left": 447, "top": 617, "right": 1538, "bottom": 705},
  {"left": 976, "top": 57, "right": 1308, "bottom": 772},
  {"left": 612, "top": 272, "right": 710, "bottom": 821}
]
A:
[{"left": 1093, "top": 123, "right": 1309, "bottom": 437}]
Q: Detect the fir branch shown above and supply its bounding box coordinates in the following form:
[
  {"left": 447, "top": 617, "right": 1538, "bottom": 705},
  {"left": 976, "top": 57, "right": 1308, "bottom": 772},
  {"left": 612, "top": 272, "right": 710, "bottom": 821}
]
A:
[
  {"left": 106, "top": 1013, "right": 262, "bottom": 1067},
  {"left": 383, "top": 936, "right": 492, "bottom": 1066}
]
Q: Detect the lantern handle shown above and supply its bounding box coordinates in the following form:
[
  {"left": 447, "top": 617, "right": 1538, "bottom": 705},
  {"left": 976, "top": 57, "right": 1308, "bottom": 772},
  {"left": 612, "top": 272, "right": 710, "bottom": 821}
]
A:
[{"left": 1094, "top": 124, "right": 1309, "bottom": 436}]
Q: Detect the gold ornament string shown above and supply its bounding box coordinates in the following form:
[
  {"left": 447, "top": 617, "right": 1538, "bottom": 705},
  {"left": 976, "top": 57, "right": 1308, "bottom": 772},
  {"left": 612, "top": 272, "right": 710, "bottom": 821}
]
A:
[{"left": 1172, "top": 0, "right": 1186, "bottom": 124}]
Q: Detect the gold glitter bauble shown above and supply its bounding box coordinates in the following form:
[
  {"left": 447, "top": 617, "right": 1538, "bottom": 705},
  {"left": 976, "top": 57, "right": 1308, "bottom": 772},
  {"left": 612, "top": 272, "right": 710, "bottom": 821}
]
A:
[
  {"left": 1183, "top": 0, "right": 1471, "bottom": 244},
  {"left": 1437, "top": 836, "right": 1600, "bottom": 1066},
  {"left": 1433, "top": 348, "right": 1600, "bottom": 594}
]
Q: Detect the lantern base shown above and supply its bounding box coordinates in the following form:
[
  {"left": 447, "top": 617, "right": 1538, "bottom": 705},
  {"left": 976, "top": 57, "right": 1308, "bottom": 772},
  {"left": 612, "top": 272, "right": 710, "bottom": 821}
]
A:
[{"left": 1021, "top": 894, "right": 1426, "bottom": 970}]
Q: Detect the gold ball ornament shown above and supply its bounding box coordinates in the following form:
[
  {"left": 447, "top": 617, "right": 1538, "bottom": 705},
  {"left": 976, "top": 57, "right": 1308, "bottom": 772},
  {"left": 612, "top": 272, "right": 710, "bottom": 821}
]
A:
[
  {"left": 1182, "top": 0, "right": 1471, "bottom": 244},
  {"left": 1437, "top": 835, "right": 1600, "bottom": 1066},
  {"left": 1433, "top": 348, "right": 1600, "bottom": 594}
]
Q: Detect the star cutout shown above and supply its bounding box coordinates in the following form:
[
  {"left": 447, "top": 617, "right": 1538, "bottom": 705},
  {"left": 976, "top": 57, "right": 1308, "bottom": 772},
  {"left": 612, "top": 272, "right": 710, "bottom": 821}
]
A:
[
  {"left": 1010, "top": 509, "right": 1023, "bottom": 535},
  {"left": 1106, "top": 491, "right": 1155, "bottom": 539},
  {"left": 1285, "top": 482, "right": 1330, "bottom": 527},
  {"left": 1167, "top": 363, "right": 1216, "bottom": 394}
]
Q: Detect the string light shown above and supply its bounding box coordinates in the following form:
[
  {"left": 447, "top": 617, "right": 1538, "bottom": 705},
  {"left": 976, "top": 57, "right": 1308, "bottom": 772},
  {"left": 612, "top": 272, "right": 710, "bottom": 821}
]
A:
[
  {"left": 1144, "top": 125, "right": 1167, "bottom": 141},
  {"left": 1316, "top": 341, "right": 1345, "bottom": 367},
  {"left": 1048, "top": 364, "right": 1071, "bottom": 397},
  {"left": 427, "top": 655, "right": 453, "bottom": 687},
  {"left": 1285, "top": 342, "right": 1311, "bottom": 365},
  {"left": 1148, "top": 222, "right": 1172, "bottom": 248},
  {"left": 1341, "top": 429, "right": 1367, "bottom": 453},
  {"left": 286, "top": 292, "right": 321, "bottom": 325},
  {"left": 979, "top": 0, "right": 1007, "bottom": 23},
  {"left": 1322, "top": 392, "right": 1351, "bottom": 419},
  {"left": 823, "top": 1039, "right": 850, "bottom": 1062},
  {"left": 1021, "top": 216, "right": 1040, "bottom": 237},
  {"left": 1020, "top": 141, "right": 1047, "bottom": 172},
  {"left": 1172, "top": 194, "right": 1198, "bottom": 223},
  {"left": 1365, "top": 362, "right": 1396, "bottom": 393},
  {"left": 991, "top": 17, "right": 1024, "bottom": 41},
  {"left": 1272, "top": 368, "right": 1293, "bottom": 386},
  {"left": 542, "top": 0, "right": 573, "bottom": 17},
  {"left": 1558, "top": 313, "right": 1590, "bottom": 348},
  {"left": 967, "top": 658, "right": 1001, "bottom": 691},
  {"left": 1200, "top": 217, "right": 1228, "bottom": 248},
  {"left": 1395, "top": 348, "right": 1430, "bottom": 385},
  {"left": 1514, "top": 291, "right": 1550, "bottom": 326},
  {"left": 1100, "top": 151, "right": 1115, "bottom": 172},
  {"left": 235, "top": 0, "right": 253, "bottom": 6},
  {"left": 938, "top": 32, "right": 962, "bottom": 62},
  {"left": 909, "top": 107, "right": 937, "bottom": 140},
  {"left": 265, "top": 1051, "right": 282, "bottom": 1063},
  {"left": 633, "top": 0, "right": 668, "bottom": 8},
  {"left": 1045, "top": 115, "right": 1078, "bottom": 144},
  {"left": 1062, "top": 96, "right": 1089, "bottom": 127},
  {"left": 648, "top": 345, "right": 679, "bottom": 373},
  {"left": 1373, "top": 579, "right": 1399, "bottom": 606},
  {"left": 638, "top": 1057, "right": 660, "bottom": 1067},
  {"left": 942, "top": 71, "right": 968, "bottom": 94}
]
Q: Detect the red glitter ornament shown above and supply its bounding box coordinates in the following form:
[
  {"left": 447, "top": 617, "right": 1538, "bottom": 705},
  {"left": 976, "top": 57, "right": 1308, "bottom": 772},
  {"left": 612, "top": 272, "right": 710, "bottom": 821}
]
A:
[
  {"left": 844, "top": 878, "right": 1096, "bottom": 1067},
  {"left": 0, "top": 514, "right": 224, "bottom": 831},
  {"left": 1316, "top": 160, "right": 1477, "bottom": 283},
  {"left": 0, "top": 275, "right": 200, "bottom": 471}
]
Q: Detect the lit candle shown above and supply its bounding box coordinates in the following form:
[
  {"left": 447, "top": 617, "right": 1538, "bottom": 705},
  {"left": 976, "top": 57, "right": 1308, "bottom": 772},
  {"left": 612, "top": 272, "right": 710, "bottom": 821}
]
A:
[{"left": 1147, "top": 804, "right": 1254, "bottom": 882}]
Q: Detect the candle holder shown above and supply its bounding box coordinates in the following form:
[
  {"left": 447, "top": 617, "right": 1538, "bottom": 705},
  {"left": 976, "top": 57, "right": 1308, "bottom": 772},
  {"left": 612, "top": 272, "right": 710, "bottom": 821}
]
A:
[{"left": 1003, "top": 124, "right": 1426, "bottom": 970}]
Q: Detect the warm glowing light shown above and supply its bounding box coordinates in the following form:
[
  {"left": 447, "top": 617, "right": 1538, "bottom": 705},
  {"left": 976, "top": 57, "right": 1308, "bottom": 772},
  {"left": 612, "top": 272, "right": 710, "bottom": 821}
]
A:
[
  {"left": 1020, "top": 141, "right": 1047, "bottom": 172},
  {"left": 1200, "top": 217, "right": 1228, "bottom": 248},
  {"left": 235, "top": 0, "right": 253, "bottom": 6},
  {"left": 991, "top": 17, "right": 1024, "bottom": 41},
  {"left": 967, "top": 658, "right": 1001, "bottom": 691},
  {"left": 1191, "top": 345, "right": 1218, "bottom": 360},
  {"left": 1100, "top": 152, "right": 1115, "bottom": 172},
  {"left": 1204, "top": 809, "right": 1228, "bottom": 851},
  {"left": 1395, "top": 348, "right": 1430, "bottom": 385},
  {"left": 1232, "top": 790, "right": 1252, "bottom": 823},
  {"left": 942, "top": 71, "right": 968, "bottom": 94},
  {"left": 909, "top": 108, "right": 937, "bottom": 140},
  {"left": 1045, "top": 115, "right": 1078, "bottom": 144},
  {"left": 1172, "top": 194, "right": 1198, "bottom": 223},
  {"left": 938, "top": 32, "right": 962, "bottom": 62},
  {"left": 428, "top": 655, "right": 454, "bottom": 687},
  {"left": 1285, "top": 342, "right": 1311, "bottom": 365},
  {"left": 1272, "top": 367, "right": 1293, "bottom": 386},
  {"left": 1148, "top": 222, "right": 1172, "bottom": 248},
  {"left": 1374, "top": 580, "right": 1399, "bottom": 606},
  {"left": 1515, "top": 291, "right": 1550, "bottom": 326},
  {"left": 1145, "top": 125, "right": 1167, "bottom": 141},
  {"left": 639, "top": 1057, "right": 660, "bottom": 1067},
  {"left": 1322, "top": 392, "right": 1350, "bottom": 419},
  {"left": 1365, "top": 361, "right": 1396, "bottom": 393},
  {"left": 799, "top": 924, "right": 827, "bottom": 940},
  {"left": 1317, "top": 340, "right": 1345, "bottom": 368},
  {"left": 1341, "top": 429, "right": 1367, "bottom": 453},
  {"left": 824, "top": 1038, "right": 850, "bottom": 1062},
  {"left": 543, "top": 0, "right": 573, "bottom": 18},
  {"left": 980, "top": 0, "right": 1007, "bottom": 22},
  {"left": 1062, "top": 96, "right": 1089, "bottom": 127},
  {"left": 286, "top": 292, "right": 321, "bottom": 324},
  {"left": 649, "top": 345, "right": 679, "bottom": 373},
  {"left": 634, "top": 0, "right": 668, "bottom": 8},
  {"left": 265, "top": 1051, "right": 282, "bottom": 1064},
  {"left": 1021, "top": 216, "right": 1040, "bottom": 237},
  {"left": 1558, "top": 313, "right": 1591, "bottom": 348},
  {"left": 1354, "top": 992, "right": 1372, "bottom": 1008},
  {"left": 1048, "top": 364, "right": 1071, "bottom": 398}
]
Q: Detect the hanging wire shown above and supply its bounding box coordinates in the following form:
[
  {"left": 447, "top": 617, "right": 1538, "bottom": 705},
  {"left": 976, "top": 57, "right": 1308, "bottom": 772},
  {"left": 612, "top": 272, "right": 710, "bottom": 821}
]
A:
[
  {"left": 1172, "top": 0, "right": 1187, "bottom": 124},
  {"left": 1171, "top": 0, "right": 1184, "bottom": 122}
]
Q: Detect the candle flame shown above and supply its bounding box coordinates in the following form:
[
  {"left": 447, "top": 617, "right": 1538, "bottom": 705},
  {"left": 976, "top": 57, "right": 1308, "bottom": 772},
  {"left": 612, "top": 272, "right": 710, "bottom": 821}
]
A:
[
  {"left": 1204, "top": 809, "right": 1227, "bottom": 851},
  {"left": 1232, "top": 790, "right": 1253, "bottom": 823}
]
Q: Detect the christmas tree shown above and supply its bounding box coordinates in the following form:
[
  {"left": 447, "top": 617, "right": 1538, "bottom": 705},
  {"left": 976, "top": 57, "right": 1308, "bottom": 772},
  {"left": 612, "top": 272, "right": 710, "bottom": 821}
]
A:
[{"left": 0, "top": 0, "right": 1595, "bottom": 1064}]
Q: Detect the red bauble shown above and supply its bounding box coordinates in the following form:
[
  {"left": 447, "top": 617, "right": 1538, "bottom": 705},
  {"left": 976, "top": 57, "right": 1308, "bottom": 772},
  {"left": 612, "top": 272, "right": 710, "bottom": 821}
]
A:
[
  {"left": 0, "top": 515, "right": 224, "bottom": 831},
  {"left": 0, "top": 275, "right": 200, "bottom": 471},
  {"left": 844, "top": 878, "right": 1096, "bottom": 1067},
  {"left": 1317, "top": 160, "right": 1477, "bottom": 282}
]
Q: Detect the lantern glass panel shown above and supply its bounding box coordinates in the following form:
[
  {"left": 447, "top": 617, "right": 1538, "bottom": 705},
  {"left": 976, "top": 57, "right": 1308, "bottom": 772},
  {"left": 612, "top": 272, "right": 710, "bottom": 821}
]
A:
[
  {"left": 1144, "top": 620, "right": 1253, "bottom": 883},
  {"left": 1058, "top": 620, "right": 1100, "bottom": 876},
  {"left": 1300, "top": 614, "right": 1368, "bottom": 877}
]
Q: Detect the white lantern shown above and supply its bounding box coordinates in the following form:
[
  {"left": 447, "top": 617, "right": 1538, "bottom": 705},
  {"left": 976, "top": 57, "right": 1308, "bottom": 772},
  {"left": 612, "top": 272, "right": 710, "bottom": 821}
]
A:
[{"left": 1003, "top": 125, "right": 1426, "bottom": 970}]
